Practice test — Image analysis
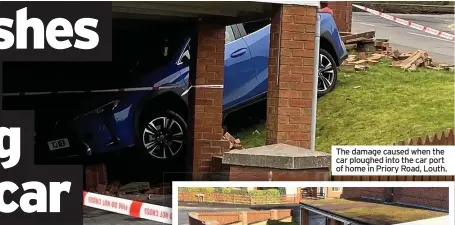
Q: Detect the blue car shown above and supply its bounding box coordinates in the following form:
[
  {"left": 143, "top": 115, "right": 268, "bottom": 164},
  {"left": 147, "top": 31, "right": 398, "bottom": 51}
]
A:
[{"left": 3, "top": 13, "right": 347, "bottom": 164}]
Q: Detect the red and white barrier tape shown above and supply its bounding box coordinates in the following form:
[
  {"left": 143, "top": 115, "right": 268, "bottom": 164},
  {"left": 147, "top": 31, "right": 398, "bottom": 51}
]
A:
[
  {"left": 83, "top": 191, "right": 172, "bottom": 224},
  {"left": 353, "top": 4, "right": 455, "bottom": 42},
  {"left": 2, "top": 84, "right": 224, "bottom": 97},
  {"left": 180, "top": 84, "right": 223, "bottom": 96}
]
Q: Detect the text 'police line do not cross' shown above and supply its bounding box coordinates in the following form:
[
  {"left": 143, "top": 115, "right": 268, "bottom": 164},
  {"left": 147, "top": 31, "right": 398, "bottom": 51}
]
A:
[{"left": 0, "top": 2, "right": 112, "bottom": 225}]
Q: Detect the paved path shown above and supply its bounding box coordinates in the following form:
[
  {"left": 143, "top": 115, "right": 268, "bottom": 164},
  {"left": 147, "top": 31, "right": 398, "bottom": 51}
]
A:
[{"left": 352, "top": 12, "right": 454, "bottom": 64}]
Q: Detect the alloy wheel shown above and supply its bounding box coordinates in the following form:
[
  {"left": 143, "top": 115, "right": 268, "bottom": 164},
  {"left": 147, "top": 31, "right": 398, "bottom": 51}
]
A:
[
  {"left": 318, "top": 54, "right": 335, "bottom": 92},
  {"left": 142, "top": 116, "right": 184, "bottom": 159}
]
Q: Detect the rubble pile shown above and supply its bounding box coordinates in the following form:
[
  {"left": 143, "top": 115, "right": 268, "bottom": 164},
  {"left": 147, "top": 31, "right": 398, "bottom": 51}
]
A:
[
  {"left": 223, "top": 132, "right": 243, "bottom": 150},
  {"left": 340, "top": 31, "right": 454, "bottom": 72}
]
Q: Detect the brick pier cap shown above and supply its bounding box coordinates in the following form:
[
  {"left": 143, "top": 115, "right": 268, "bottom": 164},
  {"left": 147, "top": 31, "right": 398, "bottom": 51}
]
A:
[{"left": 222, "top": 144, "right": 331, "bottom": 170}]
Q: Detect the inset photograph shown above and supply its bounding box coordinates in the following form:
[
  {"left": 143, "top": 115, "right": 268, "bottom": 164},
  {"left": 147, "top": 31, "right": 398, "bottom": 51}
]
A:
[
  {"left": 300, "top": 187, "right": 449, "bottom": 225},
  {"left": 174, "top": 183, "right": 453, "bottom": 225},
  {"left": 177, "top": 187, "right": 302, "bottom": 225}
]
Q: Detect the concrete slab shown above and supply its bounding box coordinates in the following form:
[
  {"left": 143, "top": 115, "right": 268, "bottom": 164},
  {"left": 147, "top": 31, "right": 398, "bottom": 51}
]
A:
[{"left": 222, "top": 144, "right": 331, "bottom": 170}]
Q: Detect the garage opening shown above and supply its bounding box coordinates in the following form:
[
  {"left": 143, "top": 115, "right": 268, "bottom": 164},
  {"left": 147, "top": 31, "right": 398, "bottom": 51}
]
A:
[{"left": 2, "top": 18, "right": 197, "bottom": 186}]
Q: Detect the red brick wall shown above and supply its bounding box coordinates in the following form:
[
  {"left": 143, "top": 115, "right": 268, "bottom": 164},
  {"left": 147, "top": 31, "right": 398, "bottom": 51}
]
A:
[
  {"left": 266, "top": 4, "right": 316, "bottom": 149},
  {"left": 188, "top": 213, "right": 206, "bottom": 225},
  {"left": 393, "top": 187, "right": 449, "bottom": 210},
  {"left": 343, "top": 187, "right": 449, "bottom": 210},
  {"left": 327, "top": 1, "right": 352, "bottom": 32},
  {"left": 191, "top": 210, "right": 292, "bottom": 225},
  {"left": 342, "top": 187, "right": 388, "bottom": 200},
  {"left": 85, "top": 164, "right": 107, "bottom": 192},
  {"left": 192, "top": 22, "right": 230, "bottom": 181}
]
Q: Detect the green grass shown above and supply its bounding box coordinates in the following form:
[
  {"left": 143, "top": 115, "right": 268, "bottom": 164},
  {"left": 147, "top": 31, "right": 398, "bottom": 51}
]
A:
[
  {"left": 234, "top": 62, "right": 454, "bottom": 153},
  {"left": 234, "top": 123, "right": 266, "bottom": 149}
]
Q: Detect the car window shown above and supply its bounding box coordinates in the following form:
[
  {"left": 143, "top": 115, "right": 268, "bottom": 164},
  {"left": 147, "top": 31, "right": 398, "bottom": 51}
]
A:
[
  {"left": 225, "top": 26, "right": 236, "bottom": 44},
  {"left": 242, "top": 19, "right": 270, "bottom": 35},
  {"left": 236, "top": 24, "right": 247, "bottom": 37}
]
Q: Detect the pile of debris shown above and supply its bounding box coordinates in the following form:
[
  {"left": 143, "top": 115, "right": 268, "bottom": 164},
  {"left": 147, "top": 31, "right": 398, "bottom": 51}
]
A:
[
  {"left": 340, "top": 31, "right": 390, "bottom": 53},
  {"left": 341, "top": 52, "right": 388, "bottom": 72},
  {"left": 223, "top": 132, "right": 243, "bottom": 150},
  {"left": 340, "top": 31, "right": 454, "bottom": 72},
  {"left": 98, "top": 181, "right": 171, "bottom": 199},
  {"left": 391, "top": 49, "right": 454, "bottom": 72}
]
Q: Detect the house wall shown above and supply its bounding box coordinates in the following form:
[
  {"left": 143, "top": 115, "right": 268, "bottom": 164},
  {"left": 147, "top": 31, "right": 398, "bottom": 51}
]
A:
[
  {"left": 342, "top": 187, "right": 449, "bottom": 210},
  {"left": 326, "top": 187, "right": 343, "bottom": 198},
  {"left": 285, "top": 187, "right": 298, "bottom": 195}
]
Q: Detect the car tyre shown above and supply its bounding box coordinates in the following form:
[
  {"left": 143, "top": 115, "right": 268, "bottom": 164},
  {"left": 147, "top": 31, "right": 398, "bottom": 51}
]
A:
[
  {"left": 318, "top": 49, "right": 338, "bottom": 97},
  {"left": 137, "top": 110, "right": 188, "bottom": 162}
]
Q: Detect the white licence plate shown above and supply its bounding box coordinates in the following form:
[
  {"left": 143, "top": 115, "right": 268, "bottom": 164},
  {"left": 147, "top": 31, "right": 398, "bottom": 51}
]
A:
[{"left": 48, "top": 138, "right": 70, "bottom": 151}]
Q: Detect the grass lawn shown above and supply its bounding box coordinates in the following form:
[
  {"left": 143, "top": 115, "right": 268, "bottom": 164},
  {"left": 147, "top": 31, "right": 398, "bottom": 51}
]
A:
[
  {"left": 302, "top": 198, "right": 448, "bottom": 225},
  {"left": 233, "top": 61, "right": 454, "bottom": 153}
]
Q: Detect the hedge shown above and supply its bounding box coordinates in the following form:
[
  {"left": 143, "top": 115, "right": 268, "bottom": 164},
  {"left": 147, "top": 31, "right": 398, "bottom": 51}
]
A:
[{"left": 179, "top": 188, "right": 280, "bottom": 196}]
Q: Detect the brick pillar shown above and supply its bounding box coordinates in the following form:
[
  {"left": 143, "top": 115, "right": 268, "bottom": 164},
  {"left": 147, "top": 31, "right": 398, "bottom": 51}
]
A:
[
  {"left": 85, "top": 163, "right": 107, "bottom": 192},
  {"left": 192, "top": 22, "right": 230, "bottom": 181},
  {"left": 301, "top": 208, "right": 309, "bottom": 225},
  {"left": 266, "top": 4, "right": 317, "bottom": 149},
  {"left": 327, "top": 1, "right": 352, "bottom": 32}
]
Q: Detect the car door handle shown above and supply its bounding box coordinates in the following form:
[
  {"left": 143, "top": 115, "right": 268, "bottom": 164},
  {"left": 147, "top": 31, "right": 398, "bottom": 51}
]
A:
[{"left": 231, "top": 48, "right": 247, "bottom": 58}]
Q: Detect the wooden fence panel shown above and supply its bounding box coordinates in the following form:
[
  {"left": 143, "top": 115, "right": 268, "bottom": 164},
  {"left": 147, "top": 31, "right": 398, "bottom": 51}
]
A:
[{"left": 178, "top": 192, "right": 299, "bottom": 204}]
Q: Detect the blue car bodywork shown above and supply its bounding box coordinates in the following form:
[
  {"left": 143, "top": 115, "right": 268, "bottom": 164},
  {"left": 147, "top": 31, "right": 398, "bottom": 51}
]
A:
[
  {"left": 224, "top": 12, "right": 347, "bottom": 113},
  {"left": 3, "top": 13, "right": 347, "bottom": 161},
  {"left": 69, "top": 39, "right": 192, "bottom": 155}
]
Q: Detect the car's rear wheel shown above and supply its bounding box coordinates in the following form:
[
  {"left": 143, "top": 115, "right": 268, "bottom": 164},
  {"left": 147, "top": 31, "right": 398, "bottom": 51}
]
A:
[
  {"left": 317, "top": 49, "right": 338, "bottom": 97},
  {"left": 138, "top": 110, "right": 187, "bottom": 160}
]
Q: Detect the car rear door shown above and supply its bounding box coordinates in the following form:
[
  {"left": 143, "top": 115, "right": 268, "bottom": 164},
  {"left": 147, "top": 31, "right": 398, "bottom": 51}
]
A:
[
  {"left": 223, "top": 25, "right": 258, "bottom": 110},
  {"left": 237, "top": 22, "right": 271, "bottom": 97}
]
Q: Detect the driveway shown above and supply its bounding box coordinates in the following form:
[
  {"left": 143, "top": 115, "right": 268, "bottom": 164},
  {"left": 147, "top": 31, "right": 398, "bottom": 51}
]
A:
[{"left": 352, "top": 12, "right": 454, "bottom": 64}]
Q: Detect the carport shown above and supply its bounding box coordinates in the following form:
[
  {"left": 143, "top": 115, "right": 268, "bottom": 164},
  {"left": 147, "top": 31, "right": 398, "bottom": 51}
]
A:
[{"left": 86, "top": 1, "right": 323, "bottom": 187}]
